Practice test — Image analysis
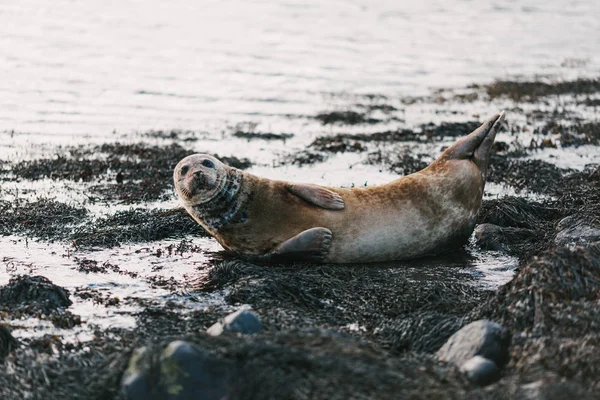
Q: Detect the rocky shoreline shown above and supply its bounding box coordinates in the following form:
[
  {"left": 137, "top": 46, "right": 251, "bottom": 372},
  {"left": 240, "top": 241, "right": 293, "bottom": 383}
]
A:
[{"left": 1, "top": 77, "right": 599, "bottom": 399}]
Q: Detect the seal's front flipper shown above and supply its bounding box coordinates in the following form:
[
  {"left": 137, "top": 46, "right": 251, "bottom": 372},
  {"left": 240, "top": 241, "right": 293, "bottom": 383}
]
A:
[
  {"left": 268, "top": 227, "right": 332, "bottom": 262},
  {"left": 286, "top": 183, "right": 345, "bottom": 210}
]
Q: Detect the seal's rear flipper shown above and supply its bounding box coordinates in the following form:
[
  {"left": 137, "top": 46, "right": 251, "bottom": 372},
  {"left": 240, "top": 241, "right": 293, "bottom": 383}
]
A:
[
  {"left": 440, "top": 111, "right": 505, "bottom": 178},
  {"left": 286, "top": 183, "right": 345, "bottom": 210},
  {"left": 267, "top": 227, "right": 332, "bottom": 262}
]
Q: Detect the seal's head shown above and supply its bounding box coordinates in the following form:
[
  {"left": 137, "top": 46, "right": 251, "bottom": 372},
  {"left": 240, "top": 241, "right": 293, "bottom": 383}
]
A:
[{"left": 174, "top": 154, "right": 228, "bottom": 205}]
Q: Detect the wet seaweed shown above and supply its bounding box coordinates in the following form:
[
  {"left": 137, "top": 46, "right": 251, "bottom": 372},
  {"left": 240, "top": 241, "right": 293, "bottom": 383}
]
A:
[
  {"left": 0, "top": 198, "right": 88, "bottom": 239},
  {"left": 366, "top": 147, "right": 430, "bottom": 176},
  {"left": 0, "top": 276, "right": 81, "bottom": 329},
  {"left": 315, "top": 110, "right": 381, "bottom": 125},
  {"left": 208, "top": 258, "right": 488, "bottom": 337},
  {"left": 356, "top": 103, "right": 399, "bottom": 113},
  {"left": 8, "top": 142, "right": 252, "bottom": 204},
  {"left": 486, "top": 156, "right": 573, "bottom": 194},
  {"left": 234, "top": 131, "right": 294, "bottom": 141},
  {"left": 481, "top": 78, "right": 600, "bottom": 101},
  {"left": 309, "top": 137, "right": 366, "bottom": 153},
  {"left": 537, "top": 121, "right": 600, "bottom": 147},
  {"left": 142, "top": 129, "right": 199, "bottom": 141},
  {"left": 474, "top": 243, "right": 600, "bottom": 390},
  {"left": 70, "top": 207, "right": 208, "bottom": 248},
  {"left": 420, "top": 121, "right": 481, "bottom": 138}
]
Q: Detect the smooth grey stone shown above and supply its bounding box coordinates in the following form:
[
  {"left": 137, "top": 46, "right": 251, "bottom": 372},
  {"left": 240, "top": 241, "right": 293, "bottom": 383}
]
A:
[
  {"left": 122, "top": 341, "right": 234, "bottom": 400},
  {"left": 474, "top": 224, "right": 506, "bottom": 251},
  {"left": 474, "top": 224, "right": 534, "bottom": 251},
  {"left": 437, "top": 320, "right": 510, "bottom": 368},
  {"left": 555, "top": 216, "right": 600, "bottom": 247},
  {"left": 159, "top": 340, "right": 232, "bottom": 400},
  {"left": 121, "top": 347, "right": 152, "bottom": 400},
  {"left": 460, "top": 355, "right": 500, "bottom": 386},
  {"left": 207, "top": 309, "right": 262, "bottom": 336},
  {"left": 0, "top": 325, "right": 19, "bottom": 358}
]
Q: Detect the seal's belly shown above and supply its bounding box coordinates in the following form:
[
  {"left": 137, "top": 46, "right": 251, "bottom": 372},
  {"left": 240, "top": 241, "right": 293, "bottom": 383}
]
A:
[{"left": 326, "top": 204, "right": 476, "bottom": 263}]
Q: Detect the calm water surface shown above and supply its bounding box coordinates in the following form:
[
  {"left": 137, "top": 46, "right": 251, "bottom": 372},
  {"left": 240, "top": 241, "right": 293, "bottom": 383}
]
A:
[{"left": 1, "top": 0, "right": 599, "bottom": 136}]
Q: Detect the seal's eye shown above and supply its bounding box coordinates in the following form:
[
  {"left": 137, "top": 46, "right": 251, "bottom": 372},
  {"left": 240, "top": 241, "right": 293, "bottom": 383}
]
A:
[
  {"left": 202, "top": 159, "right": 215, "bottom": 169},
  {"left": 180, "top": 165, "right": 189, "bottom": 175}
]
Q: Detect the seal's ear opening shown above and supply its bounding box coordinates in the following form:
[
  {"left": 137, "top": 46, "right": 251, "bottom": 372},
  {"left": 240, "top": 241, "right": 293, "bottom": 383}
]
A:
[{"left": 439, "top": 111, "right": 505, "bottom": 178}]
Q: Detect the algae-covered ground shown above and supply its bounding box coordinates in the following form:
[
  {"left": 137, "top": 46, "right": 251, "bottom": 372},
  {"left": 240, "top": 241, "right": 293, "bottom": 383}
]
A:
[{"left": 1, "top": 77, "right": 600, "bottom": 399}]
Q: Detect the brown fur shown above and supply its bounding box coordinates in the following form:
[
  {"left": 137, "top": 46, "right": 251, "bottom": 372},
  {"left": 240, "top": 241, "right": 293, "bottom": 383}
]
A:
[
  {"left": 214, "top": 159, "right": 482, "bottom": 263},
  {"left": 176, "top": 112, "right": 504, "bottom": 263}
]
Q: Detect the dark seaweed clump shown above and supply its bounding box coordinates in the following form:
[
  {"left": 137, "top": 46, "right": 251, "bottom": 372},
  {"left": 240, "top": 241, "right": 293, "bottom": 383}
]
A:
[
  {"left": 71, "top": 207, "right": 208, "bottom": 248},
  {"left": 486, "top": 157, "right": 571, "bottom": 194},
  {"left": 205, "top": 255, "right": 488, "bottom": 352},
  {"left": 0, "top": 197, "right": 207, "bottom": 247},
  {"left": 0, "top": 275, "right": 81, "bottom": 329},
  {"left": 0, "top": 198, "right": 88, "bottom": 239},
  {"left": 6, "top": 142, "right": 251, "bottom": 204},
  {"left": 0, "top": 275, "right": 72, "bottom": 312},
  {"left": 366, "top": 148, "right": 430, "bottom": 176},
  {"left": 477, "top": 159, "right": 599, "bottom": 259},
  {"left": 481, "top": 78, "right": 600, "bottom": 101},
  {"left": 0, "top": 325, "right": 19, "bottom": 358},
  {"left": 234, "top": 131, "right": 294, "bottom": 141},
  {"left": 420, "top": 121, "right": 481, "bottom": 138},
  {"left": 284, "top": 120, "right": 483, "bottom": 167},
  {"left": 536, "top": 121, "right": 600, "bottom": 147},
  {"left": 315, "top": 110, "right": 381, "bottom": 125},
  {"left": 474, "top": 243, "right": 600, "bottom": 390}
]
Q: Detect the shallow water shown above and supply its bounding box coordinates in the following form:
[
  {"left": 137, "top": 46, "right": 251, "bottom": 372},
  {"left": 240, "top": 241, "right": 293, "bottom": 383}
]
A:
[
  {"left": 1, "top": 0, "right": 599, "bottom": 338},
  {"left": 1, "top": 0, "right": 599, "bottom": 136}
]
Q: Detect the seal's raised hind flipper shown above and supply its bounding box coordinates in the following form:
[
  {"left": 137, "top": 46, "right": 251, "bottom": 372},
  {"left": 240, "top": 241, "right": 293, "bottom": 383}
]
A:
[
  {"left": 440, "top": 111, "right": 505, "bottom": 179},
  {"left": 267, "top": 227, "right": 332, "bottom": 262},
  {"left": 286, "top": 183, "right": 345, "bottom": 210}
]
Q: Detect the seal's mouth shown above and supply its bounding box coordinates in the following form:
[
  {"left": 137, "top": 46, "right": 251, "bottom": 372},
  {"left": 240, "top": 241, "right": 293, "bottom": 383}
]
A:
[
  {"left": 177, "top": 170, "right": 216, "bottom": 202},
  {"left": 179, "top": 185, "right": 193, "bottom": 200}
]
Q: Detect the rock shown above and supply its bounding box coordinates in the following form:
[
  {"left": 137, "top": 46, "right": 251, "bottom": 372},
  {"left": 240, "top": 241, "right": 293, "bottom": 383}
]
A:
[
  {"left": 0, "top": 325, "right": 19, "bottom": 358},
  {"left": 474, "top": 224, "right": 506, "bottom": 251},
  {"left": 474, "top": 223, "right": 534, "bottom": 251},
  {"left": 437, "top": 320, "right": 510, "bottom": 369},
  {"left": 122, "top": 341, "right": 233, "bottom": 400},
  {"left": 207, "top": 309, "right": 262, "bottom": 336},
  {"left": 555, "top": 216, "right": 600, "bottom": 247},
  {"left": 160, "top": 341, "right": 232, "bottom": 399},
  {"left": 459, "top": 355, "right": 500, "bottom": 386},
  {"left": 121, "top": 347, "right": 152, "bottom": 400},
  {"left": 0, "top": 275, "right": 72, "bottom": 312}
]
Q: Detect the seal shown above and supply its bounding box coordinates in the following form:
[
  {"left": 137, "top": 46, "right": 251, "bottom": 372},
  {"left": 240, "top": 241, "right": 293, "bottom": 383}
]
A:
[{"left": 174, "top": 112, "right": 505, "bottom": 263}]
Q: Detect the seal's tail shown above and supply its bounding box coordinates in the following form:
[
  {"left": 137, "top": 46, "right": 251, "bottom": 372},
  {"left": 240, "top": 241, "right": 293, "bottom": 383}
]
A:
[{"left": 440, "top": 111, "right": 505, "bottom": 179}]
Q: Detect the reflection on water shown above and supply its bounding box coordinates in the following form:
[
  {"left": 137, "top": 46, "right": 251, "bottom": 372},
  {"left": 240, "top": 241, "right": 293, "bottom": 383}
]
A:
[
  {"left": 0, "top": 236, "right": 227, "bottom": 339},
  {"left": 1, "top": 0, "right": 599, "bottom": 135}
]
